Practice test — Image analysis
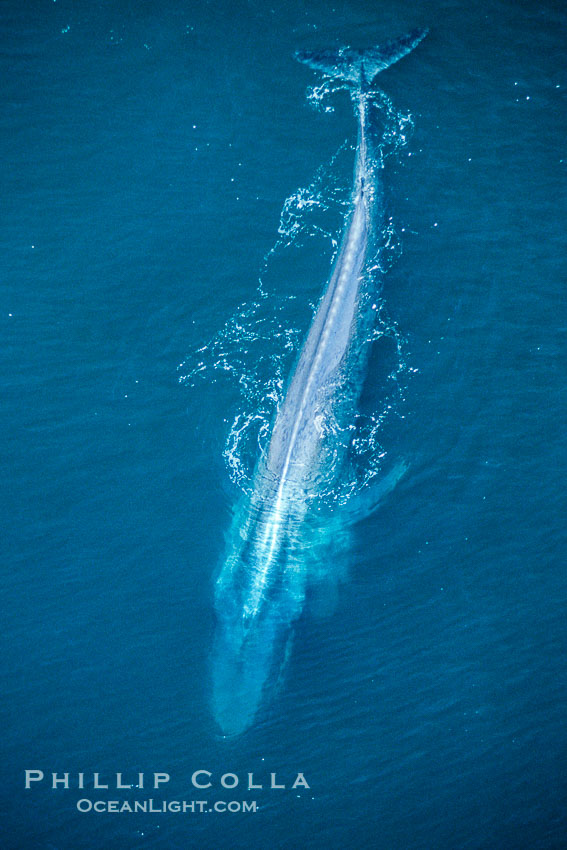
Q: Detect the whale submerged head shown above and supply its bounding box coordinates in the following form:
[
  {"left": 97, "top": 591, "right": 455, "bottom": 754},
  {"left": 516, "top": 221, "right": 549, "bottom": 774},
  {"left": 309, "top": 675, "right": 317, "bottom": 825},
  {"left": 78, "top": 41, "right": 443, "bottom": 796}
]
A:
[
  {"left": 211, "top": 597, "right": 295, "bottom": 737},
  {"left": 211, "top": 487, "right": 309, "bottom": 737}
]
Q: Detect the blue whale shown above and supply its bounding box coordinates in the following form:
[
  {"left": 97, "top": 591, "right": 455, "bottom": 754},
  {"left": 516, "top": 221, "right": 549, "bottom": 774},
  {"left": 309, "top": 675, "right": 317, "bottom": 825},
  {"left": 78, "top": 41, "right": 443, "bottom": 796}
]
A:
[{"left": 212, "top": 29, "right": 428, "bottom": 736}]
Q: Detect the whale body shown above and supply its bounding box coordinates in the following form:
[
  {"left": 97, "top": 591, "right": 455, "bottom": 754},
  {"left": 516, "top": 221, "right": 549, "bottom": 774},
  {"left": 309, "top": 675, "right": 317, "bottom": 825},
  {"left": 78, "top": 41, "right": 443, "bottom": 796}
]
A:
[{"left": 212, "top": 29, "right": 427, "bottom": 736}]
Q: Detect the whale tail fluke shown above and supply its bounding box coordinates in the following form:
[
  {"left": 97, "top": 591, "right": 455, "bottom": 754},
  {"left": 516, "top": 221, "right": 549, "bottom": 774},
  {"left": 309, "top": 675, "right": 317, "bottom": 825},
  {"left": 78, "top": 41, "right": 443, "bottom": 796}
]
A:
[{"left": 294, "top": 28, "right": 428, "bottom": 89}]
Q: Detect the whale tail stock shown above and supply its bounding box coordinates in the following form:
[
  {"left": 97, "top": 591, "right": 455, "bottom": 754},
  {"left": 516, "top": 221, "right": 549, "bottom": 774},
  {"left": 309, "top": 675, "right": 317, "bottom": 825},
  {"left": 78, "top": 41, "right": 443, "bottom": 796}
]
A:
[{"left": 294, "top": 28, "right": 428, "bottom": 90}]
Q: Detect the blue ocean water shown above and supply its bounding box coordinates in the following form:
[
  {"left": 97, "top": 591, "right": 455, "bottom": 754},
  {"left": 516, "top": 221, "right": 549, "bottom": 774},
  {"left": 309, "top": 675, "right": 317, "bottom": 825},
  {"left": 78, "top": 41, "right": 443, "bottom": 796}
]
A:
[{"left": 2, "top": 1, "right": 566, "bottom": 848}]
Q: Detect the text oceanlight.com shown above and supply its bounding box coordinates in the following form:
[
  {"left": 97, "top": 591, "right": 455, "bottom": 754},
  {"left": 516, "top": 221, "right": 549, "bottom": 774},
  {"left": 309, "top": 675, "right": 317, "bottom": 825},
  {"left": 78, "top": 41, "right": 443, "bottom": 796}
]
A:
[{"left": 76, "top": 799, "right": 258, "bottom": 814}]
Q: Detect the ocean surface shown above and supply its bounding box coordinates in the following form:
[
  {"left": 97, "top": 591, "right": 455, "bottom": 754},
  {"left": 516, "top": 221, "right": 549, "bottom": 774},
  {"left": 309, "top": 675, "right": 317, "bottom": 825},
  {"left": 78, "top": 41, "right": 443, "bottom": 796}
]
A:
[{"left": 2, "top": 1, "right": 566, "bottom": 848}]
